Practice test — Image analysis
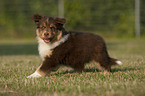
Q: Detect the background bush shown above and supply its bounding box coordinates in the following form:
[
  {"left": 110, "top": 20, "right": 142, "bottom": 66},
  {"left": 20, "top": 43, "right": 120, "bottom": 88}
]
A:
[{"left": 0, "top": 0, "right": 145, "bottom": 39}]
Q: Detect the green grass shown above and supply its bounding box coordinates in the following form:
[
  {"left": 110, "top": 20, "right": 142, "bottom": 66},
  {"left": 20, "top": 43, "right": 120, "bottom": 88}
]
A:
[{"left": 0, "top": 39, "right": 145, "bottom": 96}]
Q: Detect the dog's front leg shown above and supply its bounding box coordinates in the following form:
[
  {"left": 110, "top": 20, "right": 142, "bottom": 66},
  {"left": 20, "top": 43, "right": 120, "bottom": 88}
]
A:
[
  {"left": 26, "top": 64, "right": 46, "bottom": 78},
  {"left": 27, "top": 58, "right": 58, "bottom": 78}
]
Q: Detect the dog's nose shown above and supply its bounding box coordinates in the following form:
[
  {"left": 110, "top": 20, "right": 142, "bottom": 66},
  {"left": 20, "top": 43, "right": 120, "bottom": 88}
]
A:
[{"left": 44, "top": 32, "right": 49, "bottom": 36}]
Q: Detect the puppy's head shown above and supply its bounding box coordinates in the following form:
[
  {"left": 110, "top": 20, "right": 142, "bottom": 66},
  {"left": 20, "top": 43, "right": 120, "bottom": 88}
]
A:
[{"left": 32, "top": 14, "right": 66, "bottom": 43}]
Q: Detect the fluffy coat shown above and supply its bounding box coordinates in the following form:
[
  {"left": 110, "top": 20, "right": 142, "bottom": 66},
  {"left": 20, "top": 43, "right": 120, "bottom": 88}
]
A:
[{"left": 27, "top": 14, "right": 122, "bottom": 78}]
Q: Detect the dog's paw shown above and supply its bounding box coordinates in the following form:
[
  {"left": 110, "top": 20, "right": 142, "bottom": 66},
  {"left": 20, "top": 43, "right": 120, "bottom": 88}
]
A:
[{"left": 27, "top": 71, "right": 41, "bottom": 78}]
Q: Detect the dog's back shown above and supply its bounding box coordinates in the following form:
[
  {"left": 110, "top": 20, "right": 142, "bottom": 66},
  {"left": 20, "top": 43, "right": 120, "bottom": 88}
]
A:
[{"left": 46, "top": 32, "right": 120, "bottom": 72}]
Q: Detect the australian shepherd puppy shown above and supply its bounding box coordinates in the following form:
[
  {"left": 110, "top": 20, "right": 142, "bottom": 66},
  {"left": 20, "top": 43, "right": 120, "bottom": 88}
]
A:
[{"left": 27, "top": 14, "right": 122, "bottom": 78}]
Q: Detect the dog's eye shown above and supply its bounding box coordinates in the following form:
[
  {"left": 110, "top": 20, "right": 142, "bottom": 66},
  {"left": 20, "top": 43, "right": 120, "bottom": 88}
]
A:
[
  {"left": 41, "top": 26, "right": 46, "bottom": 30},
  {"left": 50, "top": 27, "right": 55, "bottom": 31}
]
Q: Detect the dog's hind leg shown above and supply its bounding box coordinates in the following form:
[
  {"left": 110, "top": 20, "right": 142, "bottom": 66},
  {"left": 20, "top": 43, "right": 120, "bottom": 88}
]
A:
[
  {"left": 92, "top": 52, "right": 112, "bottom": 73},
  {"left": 93, "top": 60, "right": 111, "bottom": 73},
  {"left": 93, "top": 51, "right": 123, "bottom": 73},
  {"left": 72, "top": 63, "right": 85, "bottom": 73}
]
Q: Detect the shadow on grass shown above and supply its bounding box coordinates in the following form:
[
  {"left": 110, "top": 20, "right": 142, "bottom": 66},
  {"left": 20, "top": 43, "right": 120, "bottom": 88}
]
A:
[
  {"left": 53, "top": 67, "right": 136, "bottom": 76},
  {"left": 0, "top": 43, "right": 38, "bottom": 56},
  {"left": 85, "top": 67, "right": 136, "bottom": 73},
  {"left": 111, "top": 67, "right": 136, "bottom": 73}
]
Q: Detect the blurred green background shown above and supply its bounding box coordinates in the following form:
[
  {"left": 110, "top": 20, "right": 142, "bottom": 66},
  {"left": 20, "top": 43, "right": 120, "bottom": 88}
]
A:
[{"left": 0, "top": 0, "right": 145, "bottom": 40}]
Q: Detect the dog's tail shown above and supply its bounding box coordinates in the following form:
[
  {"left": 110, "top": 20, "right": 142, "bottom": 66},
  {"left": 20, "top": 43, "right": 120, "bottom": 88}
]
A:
[{"left": 109, "top": 58, "right": 123, "bottom": 66}]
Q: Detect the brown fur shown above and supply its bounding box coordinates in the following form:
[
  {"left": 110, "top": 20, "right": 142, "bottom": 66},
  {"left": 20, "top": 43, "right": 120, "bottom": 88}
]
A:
[{"left": 31, "top": 14, "right": 120, "bottom": 77}]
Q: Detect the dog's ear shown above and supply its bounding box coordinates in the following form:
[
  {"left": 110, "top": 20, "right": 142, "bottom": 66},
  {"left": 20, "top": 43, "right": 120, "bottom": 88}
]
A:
[
  {"left": 54, "top": 17, "right": 66, "bottom": 30},
  {"left": 54, "top": 17, "right": 66, "bottom": 25},
  {"left": 32, "top": 14, "right": 43, "bottom": 26}
]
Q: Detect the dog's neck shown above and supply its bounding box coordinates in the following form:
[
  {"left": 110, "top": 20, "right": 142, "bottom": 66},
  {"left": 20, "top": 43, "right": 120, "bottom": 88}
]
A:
[
  {"left": 37, "top": 34, "right": 70, "bottom": 60},
  {"left": 37, "top": 34, "right": 70, "bottom": 49}
]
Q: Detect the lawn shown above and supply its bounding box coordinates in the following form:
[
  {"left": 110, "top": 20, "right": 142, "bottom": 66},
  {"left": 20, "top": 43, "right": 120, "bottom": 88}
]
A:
[{"left": 0, "top": 39, "right": 145, "bottom": 96}]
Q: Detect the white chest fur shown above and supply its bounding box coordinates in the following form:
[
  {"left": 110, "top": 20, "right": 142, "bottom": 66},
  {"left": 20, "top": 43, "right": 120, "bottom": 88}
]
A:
[
  {"left": 38, "top": 39, "right": 52, "bottom": 60},
  {"left": 37, "top": 34, "right": 70, "bottom": 60}
]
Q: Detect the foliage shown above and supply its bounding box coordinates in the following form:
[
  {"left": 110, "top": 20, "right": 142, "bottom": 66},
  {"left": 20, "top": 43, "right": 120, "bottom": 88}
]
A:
[{"left": 0, "top": 0, "right": 145, "bottom": 39}]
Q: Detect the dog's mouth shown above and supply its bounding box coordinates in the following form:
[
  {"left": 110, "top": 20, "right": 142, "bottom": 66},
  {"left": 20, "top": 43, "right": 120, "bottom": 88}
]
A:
[
  {"left": 43, "top": 37, "right": 53, "bottom": 43},
  {"left": 44, "top": 38, "right": 50, "bottom": 43}
]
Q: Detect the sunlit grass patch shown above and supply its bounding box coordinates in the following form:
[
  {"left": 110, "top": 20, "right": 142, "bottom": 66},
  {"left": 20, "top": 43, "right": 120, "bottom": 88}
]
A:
[{"left": 0, "top": 39, "right": 145, "bottom": 96}]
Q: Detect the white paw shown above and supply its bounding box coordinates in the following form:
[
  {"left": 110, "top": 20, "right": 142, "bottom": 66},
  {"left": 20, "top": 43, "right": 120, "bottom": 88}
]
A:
[{"left": 27, "top": 71, "right": 41, "bottom": 78}]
